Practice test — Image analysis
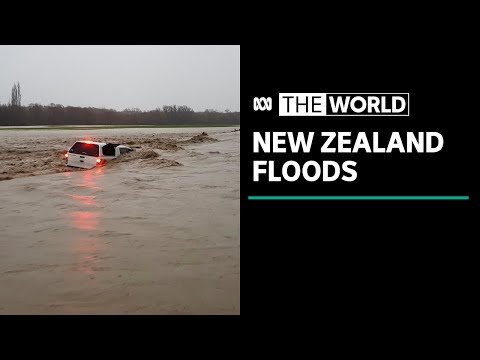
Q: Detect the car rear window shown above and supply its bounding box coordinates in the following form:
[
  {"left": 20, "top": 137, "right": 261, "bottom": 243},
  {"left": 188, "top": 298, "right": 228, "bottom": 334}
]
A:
[{"left": 69, "top": 142, "right": 99, "bottom": 157}]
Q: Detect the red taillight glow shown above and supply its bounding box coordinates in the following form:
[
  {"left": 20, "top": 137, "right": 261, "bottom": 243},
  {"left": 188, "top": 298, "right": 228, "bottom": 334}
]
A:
[
  {"left": 96, "top": 158, "right": 101, "bottom": 163},
  {"left": 65, "top": 153, "right": 68, "bottom": 158}
]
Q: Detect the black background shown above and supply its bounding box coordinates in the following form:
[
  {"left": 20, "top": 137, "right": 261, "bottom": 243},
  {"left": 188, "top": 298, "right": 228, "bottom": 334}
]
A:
[
  {"left": 241, "top": 33, "right": 476, "bottom": 327},
  {"left": 0, "top": 7, "right": 476, "bottom": 344}
]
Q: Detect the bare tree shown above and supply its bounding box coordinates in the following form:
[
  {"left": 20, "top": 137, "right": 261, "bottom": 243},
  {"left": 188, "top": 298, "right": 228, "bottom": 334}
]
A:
[
  {"left": 18, "top": 82, "right": 21, "bottom": 106},
  {"left": 177, "top": 105, "right": 194, "bottom": 113},
  {"left": 9, "top": 82, "right": 21, "bottom": 107}
]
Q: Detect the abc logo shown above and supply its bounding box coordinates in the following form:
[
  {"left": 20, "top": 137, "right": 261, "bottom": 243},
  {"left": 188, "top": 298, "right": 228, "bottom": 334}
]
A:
[{"left": 253, "top": 97, "right": 272, "bottom": 111}]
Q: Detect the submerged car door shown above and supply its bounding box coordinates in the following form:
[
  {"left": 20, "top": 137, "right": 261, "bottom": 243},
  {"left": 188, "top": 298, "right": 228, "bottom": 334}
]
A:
[{"left": 67, "top": 142, "right": 99, "bottom": 169}]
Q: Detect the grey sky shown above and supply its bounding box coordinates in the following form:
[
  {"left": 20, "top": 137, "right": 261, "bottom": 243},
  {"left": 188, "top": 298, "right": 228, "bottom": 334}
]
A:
[{"left": 0, "top": 45, "right": 240, "bottom": 112}]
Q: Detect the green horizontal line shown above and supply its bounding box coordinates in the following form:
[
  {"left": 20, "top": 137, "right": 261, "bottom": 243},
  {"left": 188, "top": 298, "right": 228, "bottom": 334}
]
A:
[{"left": 248, "top": 196, "right": 469, "bottom": 200}]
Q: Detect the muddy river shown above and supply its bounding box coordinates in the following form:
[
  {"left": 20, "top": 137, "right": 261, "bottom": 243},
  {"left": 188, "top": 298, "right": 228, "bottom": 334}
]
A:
[{"left": 0, "top": 127, "right": 239, "bottom": 314}]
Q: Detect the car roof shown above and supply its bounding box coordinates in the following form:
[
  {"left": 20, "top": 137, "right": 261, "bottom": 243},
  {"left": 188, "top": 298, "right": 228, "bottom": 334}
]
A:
[
  {"left": 75, "top": 141, "right": 106, "bottom": 146},
  {"left": 74, "top": 141, "right": 131, "bottom": 148}
]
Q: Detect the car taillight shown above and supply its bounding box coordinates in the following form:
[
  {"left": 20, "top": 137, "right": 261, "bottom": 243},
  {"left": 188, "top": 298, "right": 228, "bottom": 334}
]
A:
[
  {"left": 96, "top": 158, "right": 101, "bottom": 163},
  {"left": 65, "top": 153, "right": 68, "bottom": 158},
  {"left": 96, "top": 158, "right": 104, "bottom": 165}
]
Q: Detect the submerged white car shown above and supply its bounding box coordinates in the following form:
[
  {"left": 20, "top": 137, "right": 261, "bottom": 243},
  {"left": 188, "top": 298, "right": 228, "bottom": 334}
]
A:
[{"left": 65, "top": 140, "right": 133, "bottom": 169}]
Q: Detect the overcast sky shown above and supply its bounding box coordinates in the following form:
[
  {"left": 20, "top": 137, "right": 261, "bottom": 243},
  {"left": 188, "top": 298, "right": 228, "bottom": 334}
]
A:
[{"left": 0, "top": 45, "right": 240, "bottom": 112}]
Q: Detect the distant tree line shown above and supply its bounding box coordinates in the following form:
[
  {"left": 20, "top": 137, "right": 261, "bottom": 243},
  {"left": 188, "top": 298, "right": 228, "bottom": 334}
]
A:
[
  {"left": 0, "top": 83, "right": 239, "bottom": 126},
  {"left": 0, "top": 104, "right": 240, "bottom": 126}
]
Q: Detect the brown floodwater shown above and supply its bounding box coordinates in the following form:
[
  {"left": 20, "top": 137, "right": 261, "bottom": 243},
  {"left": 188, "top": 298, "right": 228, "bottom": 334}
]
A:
[{"left": 0, "top": 127, "right": 239, "bottom": 314}]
